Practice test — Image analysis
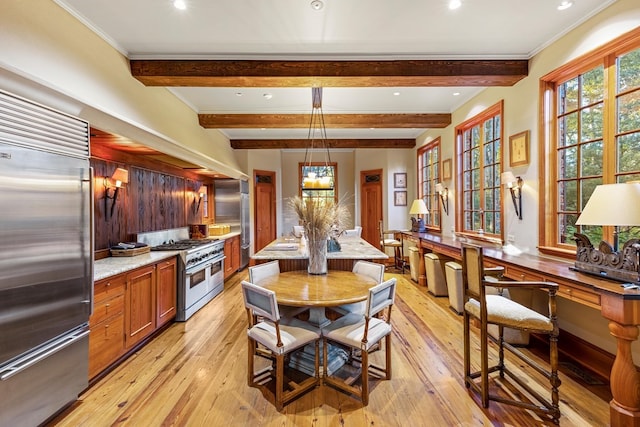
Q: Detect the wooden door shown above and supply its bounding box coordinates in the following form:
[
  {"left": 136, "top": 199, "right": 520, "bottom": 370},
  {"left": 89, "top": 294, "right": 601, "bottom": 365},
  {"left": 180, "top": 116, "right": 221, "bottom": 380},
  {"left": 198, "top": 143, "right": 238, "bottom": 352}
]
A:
[
  {"left": 156, "top": 258, "right": 177, "bottom": 327},
  {"left": 125, "top": 265, "right": 156, "bottom": 349},
  {"left": 254, "top": 170, "right": 276, "bottom": 252},
  {"left": 360, "top": 169, "right": 383, "bottom": 248}
]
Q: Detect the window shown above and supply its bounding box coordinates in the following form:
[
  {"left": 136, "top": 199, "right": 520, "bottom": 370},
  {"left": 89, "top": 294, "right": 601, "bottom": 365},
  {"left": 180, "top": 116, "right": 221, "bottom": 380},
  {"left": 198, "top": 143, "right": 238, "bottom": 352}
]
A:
[
  {"left": 417, "top": 138, "right": 441, "bottom": 230},
  {"left": 455, "top": 101, "right": 503, "bottom": 238},
  {"left": 540, "top": 29, "right": 640, "bottom": 254},
  {"left": 299, "top": 162, "right": 338, "bottom": 204}
]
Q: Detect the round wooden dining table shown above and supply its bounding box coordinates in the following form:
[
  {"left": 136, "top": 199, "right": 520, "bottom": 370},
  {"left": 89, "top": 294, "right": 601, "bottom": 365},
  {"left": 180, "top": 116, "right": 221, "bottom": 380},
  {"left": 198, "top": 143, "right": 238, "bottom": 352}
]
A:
[{"left": 254, "top": 269, "right": 378, "bottom": 327}]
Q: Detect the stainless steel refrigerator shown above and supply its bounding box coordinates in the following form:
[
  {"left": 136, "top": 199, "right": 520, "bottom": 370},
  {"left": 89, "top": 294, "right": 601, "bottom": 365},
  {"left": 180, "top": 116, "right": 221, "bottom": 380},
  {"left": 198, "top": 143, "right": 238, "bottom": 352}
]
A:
[
  {"left": 0, "top": 91, "right": 92, "bottom": 427},
  {"left": 214, "top": 179, "right": 250, "bottom": 269}
]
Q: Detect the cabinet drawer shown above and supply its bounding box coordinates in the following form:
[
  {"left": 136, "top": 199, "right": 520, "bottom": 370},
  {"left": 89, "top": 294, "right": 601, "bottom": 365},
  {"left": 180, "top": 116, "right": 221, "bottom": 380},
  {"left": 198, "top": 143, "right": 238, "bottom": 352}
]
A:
[
  {"left": 90, "top": 293, "right": 124, "bottom": 326},
  {"left": 503, "top": 265, "right": 544, "bottom": 282},
  {"left": 94, "top": 275, "right": 126, "bottom": 304},
  {"left": 89, "top": 314, "right": 125, "bottom": 378},
  {"left": 558, "top": 284, "right": 601, "bottom": 309}
]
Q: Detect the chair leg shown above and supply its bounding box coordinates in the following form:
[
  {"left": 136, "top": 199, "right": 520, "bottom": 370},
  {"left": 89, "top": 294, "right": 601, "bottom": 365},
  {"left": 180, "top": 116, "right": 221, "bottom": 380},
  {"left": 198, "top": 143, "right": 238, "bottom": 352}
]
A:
[
  {"left": 550, "top": 332, "right": 561, "bottom": 423},
  {"left": 498, "top": 325, "right": 505, "bottom": 377},
  {"left": 385, "top": 334, "right": 392, "bottom": 380},
  {"left": 315, "top": 340, "right": 320, "bottom": 384},
  {"left": 361, "top": 347, "right": 369, "bottom": 406},
  {"left": 248, "top": 338, "right": 255, "bottom": 386},
  {"left": 480, "top": 318, "right": 490, "bottom": 408},
  {"left": 275, "top": 353, "right": 284, "bottom": 411},
  {"left": 463, "top": 312, "right": 471, "bottom": 388}
]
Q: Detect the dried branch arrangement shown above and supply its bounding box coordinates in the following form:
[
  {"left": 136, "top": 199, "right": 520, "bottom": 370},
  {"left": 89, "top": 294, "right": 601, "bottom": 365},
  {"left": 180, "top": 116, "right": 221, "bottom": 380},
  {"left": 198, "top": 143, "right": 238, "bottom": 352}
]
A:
[{"left": 289, "top": 196, "right": 349, "bottom": 241}]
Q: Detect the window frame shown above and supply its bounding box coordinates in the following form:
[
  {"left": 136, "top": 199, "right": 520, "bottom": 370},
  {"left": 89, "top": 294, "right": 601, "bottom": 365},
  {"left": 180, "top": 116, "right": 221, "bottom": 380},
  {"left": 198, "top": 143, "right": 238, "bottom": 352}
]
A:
[
  {"left": 417, "top": 138, "right": 441, "bottom": 231},
  {"left": 539, "top": 28, "right": 640, "bottom": 257},
  {"left": 454, "top": 100, "right": 504, "bottom": 240},
  {"left": 298, "top": 161, "right": 338, "bottom": 204}
]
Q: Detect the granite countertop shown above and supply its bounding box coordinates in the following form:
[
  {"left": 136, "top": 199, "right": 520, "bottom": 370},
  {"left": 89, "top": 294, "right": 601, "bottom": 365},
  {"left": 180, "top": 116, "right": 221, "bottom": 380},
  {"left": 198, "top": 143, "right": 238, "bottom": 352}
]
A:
[
  {"left": 252, "top": 236, "right": 388, "bottom": 260},
  {"left": 94, "top": 251, "right": 179, "bottom": 281}
]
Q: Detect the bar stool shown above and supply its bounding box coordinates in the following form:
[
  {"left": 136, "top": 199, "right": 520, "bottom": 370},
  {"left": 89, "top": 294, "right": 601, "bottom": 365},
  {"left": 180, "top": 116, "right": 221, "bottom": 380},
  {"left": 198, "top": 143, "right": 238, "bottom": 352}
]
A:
[{"left": 379, "top": 220, "right": 404, "bottom": 272}]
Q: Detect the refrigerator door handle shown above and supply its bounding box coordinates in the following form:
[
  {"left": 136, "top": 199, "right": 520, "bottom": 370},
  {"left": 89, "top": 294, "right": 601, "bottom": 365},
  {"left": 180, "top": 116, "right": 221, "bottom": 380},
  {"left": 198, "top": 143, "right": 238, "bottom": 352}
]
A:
[
  {"left": 87, "top": 167, "right": 95, "bottom": 316},
  {"left": 0, "top": 327, "right": 90, "bottom": 381}
]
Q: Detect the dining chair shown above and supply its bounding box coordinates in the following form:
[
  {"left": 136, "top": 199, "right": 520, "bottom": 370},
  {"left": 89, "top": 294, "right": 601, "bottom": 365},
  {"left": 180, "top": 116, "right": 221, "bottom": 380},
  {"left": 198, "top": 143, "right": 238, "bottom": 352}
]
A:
[
  {"left": 248, "top": 260, "right": 307, "bottom": 318},
  {"left": 379, "top": 220, "right": 404, "bottom": 272},
  {"left": 460, "top": 243, "right": 561, "bottom": 424},
  {"left": 241, "top": 280, "right": 321, "bottom": 411},
  {"left": 321, "top": 277, "right": 396, "bottom": 405},
  {"left": 334, "top": 260, "right": 385, "bottom": 315}
]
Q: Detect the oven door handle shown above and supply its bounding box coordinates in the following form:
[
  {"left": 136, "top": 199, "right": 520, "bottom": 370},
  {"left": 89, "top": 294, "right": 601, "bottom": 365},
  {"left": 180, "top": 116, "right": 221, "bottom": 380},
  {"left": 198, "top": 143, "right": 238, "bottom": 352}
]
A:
[{"left": 186, "top": 262, "right": 213, "bottom": 277}]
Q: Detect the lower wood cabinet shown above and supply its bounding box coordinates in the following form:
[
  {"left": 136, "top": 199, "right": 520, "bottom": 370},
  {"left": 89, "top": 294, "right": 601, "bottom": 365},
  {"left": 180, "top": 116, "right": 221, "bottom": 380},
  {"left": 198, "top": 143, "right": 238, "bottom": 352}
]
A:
[
  {"left": 224, "top": 235, "right": 240, "bottom": 278},
  {"left": 89, "top": 256, "right": 177, "bottom": 379}
]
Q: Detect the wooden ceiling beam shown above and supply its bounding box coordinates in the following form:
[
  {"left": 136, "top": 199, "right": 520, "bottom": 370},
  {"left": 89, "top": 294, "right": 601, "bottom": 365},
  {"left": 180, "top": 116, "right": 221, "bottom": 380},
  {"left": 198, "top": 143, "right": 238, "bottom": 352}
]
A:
[
  {"left": 199, "top": 113, "right": 451, "bottom": 128},
  {"left": 230, "top": 139, "right": 416, "bottom": 149},
  {"left": 130, "top": 59, "right": 528, "bottom": 87}
]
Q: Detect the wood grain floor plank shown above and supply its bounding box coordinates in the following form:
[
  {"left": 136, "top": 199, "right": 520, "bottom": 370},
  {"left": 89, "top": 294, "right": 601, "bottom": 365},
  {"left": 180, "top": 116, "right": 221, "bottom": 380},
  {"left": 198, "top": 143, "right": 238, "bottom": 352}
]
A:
[{"left": 48, "top": 272, "right": 609, "bottom": 427}]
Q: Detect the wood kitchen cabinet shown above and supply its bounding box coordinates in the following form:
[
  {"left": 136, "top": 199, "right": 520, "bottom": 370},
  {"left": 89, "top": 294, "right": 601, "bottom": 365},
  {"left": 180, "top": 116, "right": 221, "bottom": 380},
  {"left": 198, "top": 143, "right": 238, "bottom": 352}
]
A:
[
  {"left": 156, "top": 257, "right": 177, "bottom": 327},
  {"left": 224, "top": 235, "right": 240, "bottom": 278},
  {"left": 125, "top": 264, "right": 156, "bottom": 349},
  {"left": 89, "top": 256, "right": 177, "bottom": 379},
  {"left": 89, "top": 274, "right": 126, "bottom": 379}
]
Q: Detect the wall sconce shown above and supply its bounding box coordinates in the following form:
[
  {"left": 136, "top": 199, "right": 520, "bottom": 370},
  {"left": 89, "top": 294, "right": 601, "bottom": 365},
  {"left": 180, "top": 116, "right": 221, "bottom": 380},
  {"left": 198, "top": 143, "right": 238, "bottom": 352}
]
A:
[
  {"left": 193, "top": 185, "right": 206, "bottom": 214},
  {"left": 104, "top": 167, "right": 129, "bottom": 218},
  {"left": 435, "top": 182, "right": 449, "bottom": 215},
  {"left": 409, "top": 199, "right": 429, "bottom": 233},
  {"left": 501, "top": 171, "right": 523, "bottom": 220}
]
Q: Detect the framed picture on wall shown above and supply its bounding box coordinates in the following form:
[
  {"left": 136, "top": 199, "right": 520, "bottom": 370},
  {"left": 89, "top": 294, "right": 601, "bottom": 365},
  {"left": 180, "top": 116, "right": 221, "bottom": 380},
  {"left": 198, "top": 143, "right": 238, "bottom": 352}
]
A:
[
  {"left": 394, "top": 190, "right": 407, "bottom": 206},
  {"left": 394, "top": 172, "right": 407, "bottom": 188},
  {"left": 442, "top": 159, "right": 452, "bottom": 181},
  {"left": 509, "top": 130, "right": 530, "bottom": 167}
]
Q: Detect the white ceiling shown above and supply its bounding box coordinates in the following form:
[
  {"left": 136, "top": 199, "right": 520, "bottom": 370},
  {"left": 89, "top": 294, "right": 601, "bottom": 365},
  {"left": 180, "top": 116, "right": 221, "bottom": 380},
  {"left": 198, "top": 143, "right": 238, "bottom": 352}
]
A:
[{"left": 55, "top": 0, "right": 617, "bottom": 141}]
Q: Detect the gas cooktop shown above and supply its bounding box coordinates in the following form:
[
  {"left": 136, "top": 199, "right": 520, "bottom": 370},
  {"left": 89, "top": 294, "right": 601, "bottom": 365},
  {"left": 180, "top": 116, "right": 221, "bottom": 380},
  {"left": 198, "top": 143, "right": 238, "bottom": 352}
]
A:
[{"left": 151, "top": 239, "right": 219, "bottom": 251}]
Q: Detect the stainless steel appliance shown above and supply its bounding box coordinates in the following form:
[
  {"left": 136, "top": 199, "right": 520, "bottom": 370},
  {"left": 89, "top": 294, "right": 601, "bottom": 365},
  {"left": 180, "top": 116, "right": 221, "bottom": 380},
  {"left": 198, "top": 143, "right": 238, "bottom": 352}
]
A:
[
  {"left": 137, "top": 227, "right": 225, "bottom": 321},
  {"left": 214, "top": 179, "right": 250, "bottom": 269},
  {"left": 0, "top": 91, "right": 92, "bottom": 427}
]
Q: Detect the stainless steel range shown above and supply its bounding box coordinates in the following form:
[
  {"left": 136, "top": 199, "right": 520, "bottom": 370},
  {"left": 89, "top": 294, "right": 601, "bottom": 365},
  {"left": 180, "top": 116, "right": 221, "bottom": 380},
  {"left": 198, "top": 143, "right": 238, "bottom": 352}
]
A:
[{"left": 137, "top": 227, "right": 225, "bottom": 321}]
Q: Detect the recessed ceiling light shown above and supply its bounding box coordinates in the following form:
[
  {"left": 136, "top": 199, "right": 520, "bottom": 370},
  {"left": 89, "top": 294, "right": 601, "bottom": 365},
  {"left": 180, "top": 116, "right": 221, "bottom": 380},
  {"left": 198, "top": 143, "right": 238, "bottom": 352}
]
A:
[
  {"left": 310, "top": 0, "right": 324, "bottom": 11},
  {"left": 235, "top": 92, "right": 243, "bottom": 97},
  {"left": 393, "top": 91, "right": 401, "bottom": 96},
  {"left": 453, "top": 92, "right": 460, "bottom": 96},
  {"left": 263, "top": 93, "right": 273, "bottom": 100},
  {"left": 557, "top": 1, "right": 573, "bottom": 10},
  {"left": 449, "top": 0, "right": 462, "bottom": 10},
  {"left": 173, "top": 0, "right": 186, "bottom": 10}
]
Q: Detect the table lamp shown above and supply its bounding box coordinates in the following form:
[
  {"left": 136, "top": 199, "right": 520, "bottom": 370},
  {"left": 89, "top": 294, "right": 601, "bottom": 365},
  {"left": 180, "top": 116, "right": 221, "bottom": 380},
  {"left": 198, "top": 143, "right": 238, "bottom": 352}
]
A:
[
  {"left": 576, "top": 182, "right": 640, "bottom": 252},
  {"left": 409, "top": 199, "right": 429, "bottom": 232}
]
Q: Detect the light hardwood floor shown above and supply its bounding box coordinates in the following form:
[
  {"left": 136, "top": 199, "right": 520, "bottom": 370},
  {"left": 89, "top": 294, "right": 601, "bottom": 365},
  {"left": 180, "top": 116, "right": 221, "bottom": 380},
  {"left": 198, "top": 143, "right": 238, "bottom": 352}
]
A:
[{"left": 49, "top": 271, "right": 610, "bottom": 426}]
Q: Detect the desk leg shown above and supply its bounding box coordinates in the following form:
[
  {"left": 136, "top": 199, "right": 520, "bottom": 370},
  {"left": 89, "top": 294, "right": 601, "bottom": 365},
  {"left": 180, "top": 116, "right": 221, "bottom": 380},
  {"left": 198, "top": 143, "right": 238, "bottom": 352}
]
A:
[
  {"left": 417, "top": 246, "right": 427, "bottom": 287},
  {"left": 608, "top": 321, "right": 640, "bottom": 426}
]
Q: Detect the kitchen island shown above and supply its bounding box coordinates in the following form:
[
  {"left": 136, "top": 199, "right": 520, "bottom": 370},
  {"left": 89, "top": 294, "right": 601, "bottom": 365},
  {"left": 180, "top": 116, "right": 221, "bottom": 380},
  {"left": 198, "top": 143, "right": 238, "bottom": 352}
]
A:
[{"left": 252, "top": 236, "right": 388, "bottom": 271}]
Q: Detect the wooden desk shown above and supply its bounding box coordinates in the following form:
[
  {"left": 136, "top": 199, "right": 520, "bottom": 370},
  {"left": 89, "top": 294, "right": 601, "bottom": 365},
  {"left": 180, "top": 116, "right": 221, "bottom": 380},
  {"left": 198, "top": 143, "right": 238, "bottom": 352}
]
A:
[
  {"left": 401, "top": 230, "right": 640, "bottom": 427},
  {"left": 255, "top": 270, "right": 377, "bottom": 327}
]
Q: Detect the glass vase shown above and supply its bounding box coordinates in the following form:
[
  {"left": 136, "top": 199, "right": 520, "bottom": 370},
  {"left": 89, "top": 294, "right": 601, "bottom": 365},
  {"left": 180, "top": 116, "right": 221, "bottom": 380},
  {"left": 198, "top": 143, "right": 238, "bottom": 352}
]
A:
[{"left": 307, "top": 238, "right": 328, "bottom": 275}]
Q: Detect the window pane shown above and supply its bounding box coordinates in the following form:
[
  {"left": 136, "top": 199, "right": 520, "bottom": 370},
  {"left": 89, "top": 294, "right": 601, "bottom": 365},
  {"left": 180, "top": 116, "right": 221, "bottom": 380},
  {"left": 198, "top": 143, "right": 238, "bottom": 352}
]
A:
[
  {"left": 494, "top": 188, "right": 501, "bottom": 210},
  {"left": 472, "top": 190, "right": 480, "bottom": 210},
  {"left": 472, "top": 169, "right": 480, "bottom": 189},
  {"left": 559, "top": 146, "right": 577, "bottom": 179},
  {"left": 559, "top": 180, "right": 577, "bottom": 211},
  {"left": 580, "top": 141, "right": 603, "bottom": 176},
  {"left": 495, "top": 212, "right": 501, "bottom": 234},
  {"left": 473, "top": 212, "right": 482, "bottom": 230},
  {"left": 581, "top": 105, "right": 603, "bottom": 141},
  {"left": 494, "top": 140, "right": 501, "bottom": 164},
  {"left": 617, "top": 91, "right": 640, "bottom": 133},
  {"left": 472, "top": 127, "right": 480, "bottom": 147},
  {"left": 464, "top": 212, "right": 472, "bottom": 230},
  {"left": 484, "top": 118, "right": 494, "bottom": 141},
  {"left": 559, "top": 112, "right": 579, "bottom": 147},
  {"left": 485, "top": 212, "right": 495, "bottom": 234},
  {"left": 581, "top": 66, "right": 604, "bottom": 106},
  {"left": 471, "top": 147, "right": 480, "bottom": 168},
  {"left": 558, "top": 213, "right": 578, "bottom": 245},
  {"left": 483, "top": 165, "right": 493, "bottom": 188},
  {"left": 579, "top": 225, "right": 603, "bottom": 247},
  {"left": 619, "top": 172, "right": 640, "bottom": 183},
  {"left": 484, "top": 142, "right": 494, "bottom": 164},
  {"left": 560, "top": 77, "right": 579, "bottom": 113},
  {"left": 464, "top": 191, "right": 471, "bottom": 209},
  {"left": 618, "top": 48, "right": 640, "bottom": 92},
  {"left": 581, "top": 177, "right": 602, "bottom": 210},
  {"left": 484, "top": 188, "right": 493, "bottom": 210},
  {"left": 464, "top": 171, "right": 471, "bottom": 190},
  {"left": 493, "top": 164, "right": 501, "bottom": 187}
]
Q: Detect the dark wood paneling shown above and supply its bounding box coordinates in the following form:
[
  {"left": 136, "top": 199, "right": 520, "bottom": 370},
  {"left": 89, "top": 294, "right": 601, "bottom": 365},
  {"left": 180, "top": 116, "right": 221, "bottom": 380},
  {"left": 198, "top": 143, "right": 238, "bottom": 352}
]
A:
[
  {"left": 130, "top": 59, "right": 528, "bottom": 87},
  {"left": 92, "top": 146, "right": 208, "bottom": 251}
]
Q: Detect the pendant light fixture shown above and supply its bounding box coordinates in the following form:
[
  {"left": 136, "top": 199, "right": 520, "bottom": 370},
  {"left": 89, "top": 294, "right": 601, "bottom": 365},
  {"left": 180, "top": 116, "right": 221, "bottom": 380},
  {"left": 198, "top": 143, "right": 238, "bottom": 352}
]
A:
[{"left": 301, "top": 87, "right": 334, "bottom": 191}]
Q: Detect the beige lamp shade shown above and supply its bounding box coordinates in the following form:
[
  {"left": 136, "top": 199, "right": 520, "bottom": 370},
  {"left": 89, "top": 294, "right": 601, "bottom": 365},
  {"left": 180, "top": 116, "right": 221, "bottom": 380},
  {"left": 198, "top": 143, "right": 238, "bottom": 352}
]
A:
[
  {"left": 111, "top": 168, "right": 129, "bottom": 187},
  {"left": 501, "top": 171, "right": 517, "bottom": 188},
  {"left": 576, "top": 183, "right": 640, "bottom": 226},
  {"left": 409, "top": 199, "right": 429, "bottom": 215}
]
